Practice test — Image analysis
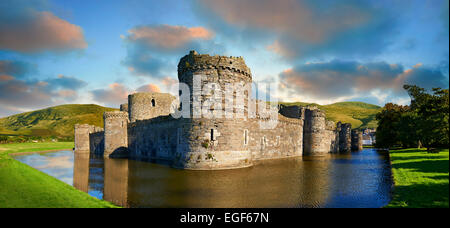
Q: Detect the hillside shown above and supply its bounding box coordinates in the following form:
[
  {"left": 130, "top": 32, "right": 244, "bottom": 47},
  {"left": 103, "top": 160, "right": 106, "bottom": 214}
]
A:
[
  {"left": 280, "top": 101, "right": 381, "bottom": 129},
  {"left": 0, "top": 101, "right": 381, "bottom": 137},
  {"left": 0, "top": 104, "right": 118, "bottom": 137}
]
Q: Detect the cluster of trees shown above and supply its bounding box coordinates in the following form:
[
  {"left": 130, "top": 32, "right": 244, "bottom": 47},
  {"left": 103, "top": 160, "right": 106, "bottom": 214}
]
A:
[{"left": 376, "top": 85, "right": 449, "bottom": 150}]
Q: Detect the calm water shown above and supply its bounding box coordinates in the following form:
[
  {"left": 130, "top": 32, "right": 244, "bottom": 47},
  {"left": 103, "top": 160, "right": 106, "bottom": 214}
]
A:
[{"left": 14, "top": 149, "right": 393, "bottom": 208}]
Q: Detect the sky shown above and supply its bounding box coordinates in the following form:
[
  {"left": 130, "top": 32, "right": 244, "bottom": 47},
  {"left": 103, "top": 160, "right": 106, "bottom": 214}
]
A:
[{"left": 0, "top": 0, "right": 448, "bottom": 117}]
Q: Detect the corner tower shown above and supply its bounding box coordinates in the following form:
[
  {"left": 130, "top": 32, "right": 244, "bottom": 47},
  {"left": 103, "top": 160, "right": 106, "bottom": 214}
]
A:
[
  {"left": 339, "top": 123, "right": 352, "bottom": 152},
  {"left": 104, "top": 111, "right": 129, "bottom": 158},
  {"left": 303, "top": 108, "right": 328, "bottom": 156},
  {"left": 74, "top": 124, "right": 94, "bottom": 154},
  {"left": 351, "top": 129, "right": 363, "bottom": 151}
]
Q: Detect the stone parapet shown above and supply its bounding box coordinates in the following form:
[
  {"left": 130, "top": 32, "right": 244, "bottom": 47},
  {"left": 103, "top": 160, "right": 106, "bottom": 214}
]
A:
[{"left": 178, "top": 50, "right": 252, "bottom": 78}]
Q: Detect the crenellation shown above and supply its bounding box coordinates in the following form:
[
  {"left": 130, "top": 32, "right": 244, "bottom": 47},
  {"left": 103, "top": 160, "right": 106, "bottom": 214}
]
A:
[{"left": 120, "top": 103, "right": 128, "bottom": 113}]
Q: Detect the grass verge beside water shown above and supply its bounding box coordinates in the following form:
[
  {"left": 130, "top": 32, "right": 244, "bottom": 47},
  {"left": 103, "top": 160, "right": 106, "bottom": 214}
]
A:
[
  {"left": 386, "top": 148, "right": 449, "bottom": 208},
  {"left": 0, "top": 142, "right": 117, "bottom": 208}
]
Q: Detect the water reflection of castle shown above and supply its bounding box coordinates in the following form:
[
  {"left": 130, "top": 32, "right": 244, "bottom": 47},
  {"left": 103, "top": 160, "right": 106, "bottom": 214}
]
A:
[{"left": 73, "top": 155, "right": 334, "bottom": 208}]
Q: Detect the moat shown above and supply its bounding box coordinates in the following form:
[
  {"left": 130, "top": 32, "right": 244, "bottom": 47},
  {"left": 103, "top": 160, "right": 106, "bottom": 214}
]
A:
[{"left": 14, "top": 148, "right": 392, "bottom": 208}]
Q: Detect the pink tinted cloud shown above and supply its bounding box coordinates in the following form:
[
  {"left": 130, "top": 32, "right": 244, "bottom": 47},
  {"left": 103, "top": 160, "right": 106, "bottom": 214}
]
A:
[
  {"left": 199, "top": 0, "right": 368, "bottom": 44},
  {"left": 0, "top": 75, "right": 14, "bottom": 81},
  {"left": 136, "top": 83, "right": 161, "bottom": 93},
  {"left": 161, "top": 76, "right": 178, "bottom": 86},
  {"left": 126, "top": 25, "right": 214, "bottom": 49},
  {"left": 91, "top": 83, "right": 131, "bottom": 107},
  {"left": 0, "top": 11, "right": 87, "bottom": 53},
  {"left": 278, "top": 61, "right": 412, "bottom": 102}
]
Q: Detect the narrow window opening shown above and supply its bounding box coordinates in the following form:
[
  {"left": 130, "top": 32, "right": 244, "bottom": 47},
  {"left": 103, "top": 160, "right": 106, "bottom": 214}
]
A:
[
  {"left": 151, "top": 99, "right": 156, "bottom": 107},
  {"left": 244, "top": 129, "right": 248, "bottom": 145},
  {"left": 210, "top": 129, "right": 214, "bottom": 141},
  {"left": 261, "top": 136, "right": 266, "bottom": 149}
]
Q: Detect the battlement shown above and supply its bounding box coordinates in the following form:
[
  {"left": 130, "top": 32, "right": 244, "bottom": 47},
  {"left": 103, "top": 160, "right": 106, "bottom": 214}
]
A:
[
  {"left": 120, "top": 103, "right": 128, "bottom": 112},
  {"left": 307, "top": 108, "right": 325, "bottom": 118},
  {"left": 177, "top": 50, "right": 252, "bottom": 79},
  {"left": 75, "top": 124, "right": 93, "bottom": 129},
  {"left": 325, "top": 120, "right": 336, "bottom": 130},
  {"left": 104, "top": 111, "right": 129, "bottom": 119}
]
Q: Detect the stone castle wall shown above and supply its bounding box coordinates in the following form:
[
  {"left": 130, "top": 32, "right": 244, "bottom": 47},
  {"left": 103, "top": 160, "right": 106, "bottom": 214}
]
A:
[
  {"left": 128, "top": 116, "right": 182, "bottom": 163},
  {"left": 128, "top": 92, "right": 175, "bottom": 123},
  {"left": 89, "top": 127, "right": 104, "bottom": 156},
  {"left": 248, "top": 114, "right": 303, "bottom": 160}
]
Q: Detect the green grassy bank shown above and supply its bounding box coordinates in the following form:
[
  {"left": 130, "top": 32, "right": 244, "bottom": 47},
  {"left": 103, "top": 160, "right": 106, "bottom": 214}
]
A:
[
  {"left": 0, "top": 142, "right": 117, "bottom": 208},
  {"left": 386, "top": 148, "right": 449, "bottom": 208}
]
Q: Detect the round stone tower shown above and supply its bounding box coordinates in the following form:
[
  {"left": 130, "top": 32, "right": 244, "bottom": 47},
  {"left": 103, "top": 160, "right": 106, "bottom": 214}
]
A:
[
  {"left": 339, "top": 123, "right": 352, "bottom": 152},
  {"left": 104, "top": 111, "right": 129, "bottom": 158},
  {"left": 303, "top": 108, "right": 328, "bottom": 156},
  {"left": 351, "top": 129, "right": 363, "bottom": 151},
  {"left": 173, "top": 50, "right": 253, "bottom": 170},
  {"left": 128, "top": 92, "right": 176, "bottom": 122},
  {"left": 74, "top": 124, "right": 94, "bottom": 154}
]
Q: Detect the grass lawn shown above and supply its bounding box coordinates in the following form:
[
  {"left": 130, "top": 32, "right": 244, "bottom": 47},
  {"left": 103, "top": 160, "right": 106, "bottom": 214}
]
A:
[
  {"left": 386, "top": 148, "right": 449, "bottom": 208},
  {"left": 0, "top": 142, "right": 117, "bottom": 208}
]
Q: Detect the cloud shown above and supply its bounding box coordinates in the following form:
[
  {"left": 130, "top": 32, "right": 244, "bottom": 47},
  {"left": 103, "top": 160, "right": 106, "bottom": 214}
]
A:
[
  {"left": 198, "top": 0, "right": 367, "bottom": 43},
  {"left": 91, "top": 83, "right": 129, "bottom": 107},
  {"left": 0, "top": 77, "right": 85, "bottom": 116},
  {"left": 0, "top": 1, "right": 87, "bottom": 53},
  {"left": 161, "top": 76, "right": 178, "bottom": 87},
  {"left": 90, "top": 81, "right": 172, "bottom": 107},
  {"left": 0, "top": 60, "right": 36, "bottom": 78},
  {"left": 193, "top": 0, "right": 396, "bottom": 61},
  {"left": 122, "top": 24, "right": 222, "bottom": 78},
  {"left": 44, "top": 74, "right": 87, "bottom": 90},
  {"left": 278, "top": 60, "right": 448, "bottom": 105},
  {"left": 136, "top": 83, "right": 161, "bottom": 93},
  {"left": 126, "top": 25, "right": 213, "bottom": 50},
  {"left": 122, "top": 46, "right": 170, "bottom": 78},
  {"left": 0, "top": 60, "right": 87, "bottom": 117}
]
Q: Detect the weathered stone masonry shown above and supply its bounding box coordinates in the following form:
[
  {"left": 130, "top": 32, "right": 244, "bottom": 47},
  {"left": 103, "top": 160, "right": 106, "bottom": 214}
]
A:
[{"left": 74, "top": 51, "right": 363, "bottom": 170}]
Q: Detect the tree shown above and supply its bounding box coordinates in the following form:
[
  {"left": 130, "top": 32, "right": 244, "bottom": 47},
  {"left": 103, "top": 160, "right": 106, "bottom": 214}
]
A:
[
  {"left": 375, "top": 103, "right": 410, "bottom": 148},
  {"left": 375, "top": 85, "right": 449, "bottom": 150},
  {"left": 403, "top": 85, "right": 449, "bottom": 150}
]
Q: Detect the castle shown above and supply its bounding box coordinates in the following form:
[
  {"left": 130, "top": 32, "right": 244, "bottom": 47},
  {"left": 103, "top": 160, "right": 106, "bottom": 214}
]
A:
[{"left": 74, "top": 51, "right": 363, "bottom": 170}]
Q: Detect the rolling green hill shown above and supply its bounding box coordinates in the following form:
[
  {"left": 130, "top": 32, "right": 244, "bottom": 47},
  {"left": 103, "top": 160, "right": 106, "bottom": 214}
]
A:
[
  {"left": 280, "top": 101, "right": 381, "bottom": 129},
  {"left": 0, "top": 104, "right": 118, "bottom": 137},
  {"left": 0, "top": 101, "right": 381, "bottom": 137}
]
